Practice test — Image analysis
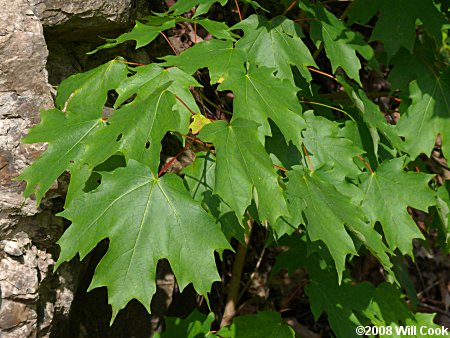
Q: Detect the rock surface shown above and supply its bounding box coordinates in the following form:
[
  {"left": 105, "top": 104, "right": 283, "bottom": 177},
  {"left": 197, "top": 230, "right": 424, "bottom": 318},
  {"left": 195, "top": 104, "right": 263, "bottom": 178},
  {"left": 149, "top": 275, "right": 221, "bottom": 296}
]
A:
[{"left": 0, "top": 0, "right": 153, "bottom": 336}]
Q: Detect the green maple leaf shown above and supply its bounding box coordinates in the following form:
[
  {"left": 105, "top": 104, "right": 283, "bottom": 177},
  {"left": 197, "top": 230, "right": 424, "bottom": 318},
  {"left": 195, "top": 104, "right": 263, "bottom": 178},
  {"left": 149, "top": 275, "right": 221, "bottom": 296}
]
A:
[
  {"left": 194, "top": 18, "right": 237, "bottom": 40},
  {"left": 299, "top": 2, "right": 373, "bottom": 84},
  {"left": 83, "top": 64, "right": 200, "bottom": 174},
  {"left": 199, "top": 119, "right": 289, "bottom": 225},
  {"left": 155, "top": 311, "right": 217, "bottom": 338},
  {"left": 56, "top": 160, "right": 230, "bottom": 320},
  {"left": 17, "top": 60, "right": 129, "bottom": 202},
  {"left": 302, "top": 111, "right": 363, "bottom": 179},
  {"left": 434, "top": 182, "right": 450, "bottom": 252},
  {"left": 182, "top": 152, "right": 245, "bottom": 242},
  {"left": 349, "top": 0, "right": 447, "bottom": 58},
  {"left": 287, "top": 167, "right": 392, "bottom": 280},
  {"left": 217, "top": 311, "right": 294, "bottom": 338},
  {"left": 275, "top": 236, "right": 436, "bottom": 338},
  {"left": 162, "top": 39, "right": 246, "bottom": 83},
  {"left": 89, "top": 19, "right": 176, "bottom": 54},
  {"left": 218, "top": 64, "right": 306, "bottom": 147},
  {"left": 169, "top": 0, "right": 227, "bottom": 17},
  {"left": 55, "top": 58, "right": 129, "bottom": 116},
  {"left": 338, "top": 77, "right": 404, "bottom": 155},
  {"left": 306, "top": 267, "right": 374, "bottom": 338},
  {"left": 397, "top": 69, "right": 450, "bottom": 160},
  {"left": 232, "top": 15, "right": 316, "bottom": 83},
  {"left": 360, "top": 157, "right": 435, "bottom": 255}
]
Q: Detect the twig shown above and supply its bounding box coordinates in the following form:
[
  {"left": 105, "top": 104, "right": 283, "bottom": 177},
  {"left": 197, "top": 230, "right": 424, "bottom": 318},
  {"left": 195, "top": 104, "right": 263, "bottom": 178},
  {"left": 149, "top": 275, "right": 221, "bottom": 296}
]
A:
[
  {"left": 62, "top": 92, "right": 75, "bottom": 113},
  {"left": 234, "top": 0, "right": 243, "bottom": 21},
  {"left": 307, "top": 66, "right": 337, "bottom": 81},
  {"left": 175, "top": 95, "right": 197, "bottom": 116},
  {"left": 303, "top": 145, "right": 313, "bottom": 172},
  {"left": 283, "top": 0, "right": 298, "bottom": 15},
  {"left": 116, "top": 60, "right": 146, "bottom": 67},
  {"left": 160, "top": 32, "right": 178, "bottom": 55},
  {"left": 237, "top": 246, "right": 266, "bottom": 303},
  {"left": 221, "top": 217, "right": 253, "bottom": 327},
  {"left": 173, "top": 131, "right": 213, "bottom": 148},
  {"left": 194, "top": 22, "right": 197, "bottom": 44},
  {"left": 273, "top": 164, "right": 288, "bottom": 172},
  {"left": 300, "top": 100, "right": 355, "bottom": 122},
  {"left": 356, "top": 155, "right": 374, "bottom": 174},
  {"left": 158, "top": 141, "right": 193, "bottom": 177}
]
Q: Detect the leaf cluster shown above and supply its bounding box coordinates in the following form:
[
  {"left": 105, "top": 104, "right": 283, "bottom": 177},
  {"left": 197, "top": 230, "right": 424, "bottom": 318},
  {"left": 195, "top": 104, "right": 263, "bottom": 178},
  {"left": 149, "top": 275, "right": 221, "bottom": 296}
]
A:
[{"left": 17, "top": 0, "right": 450, "bottom": 336}]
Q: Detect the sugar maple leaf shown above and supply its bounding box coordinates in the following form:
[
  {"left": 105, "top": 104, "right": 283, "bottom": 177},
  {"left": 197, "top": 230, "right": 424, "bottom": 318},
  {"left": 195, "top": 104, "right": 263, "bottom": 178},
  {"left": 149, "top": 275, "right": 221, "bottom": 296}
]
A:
[
  {"left": 397, "top": 69, "right": 450, "bottom": 160},
  {"left": 56, "top": 160, "right": 230, "bottom": 321},
  {"left": 287, "top": 167, "right": 392, "bottom": 280},
  {"left": 162, "top": 39, "right": 246, "bottom": 83},
  {"left": 360, "top": 157, "right": 436, "bottom": 255},
  {"left": 182, "top": 152, "right": 245, "bottom": 243},
  {"left": 89, "top": 19, "right": 176, "bottom": 54},
  {"left": 199, "top": 118, "right": 289, "bottom": 224},
  {"left": 349, "top": 0, "right": 447, "bottom": 58},
  {"left": 339, "top": 77, "right": 404, "bottom": 155},
  {"left": 299, "top": 2, "right": 373, "bottom": 85},
  {"left": 302, "top": 111, "right": 363, "bottom": 180},
  {"left": 232, "top": 14, "right": 316, "bottom": 83},
  {"left": 217, "top": 311, "right": 295, "bottom": 337},
  {"left": 82, "top": 64, "right": 200, "bottom": 174},
  {"left": 17, "top": 60, "right": 129, "bottom": 202},
  {"left": 169, "top": 0, "right": 227, "bottom": 17},
  {"left": 218, "top": 64, "right": 306, "bottom": 147}
]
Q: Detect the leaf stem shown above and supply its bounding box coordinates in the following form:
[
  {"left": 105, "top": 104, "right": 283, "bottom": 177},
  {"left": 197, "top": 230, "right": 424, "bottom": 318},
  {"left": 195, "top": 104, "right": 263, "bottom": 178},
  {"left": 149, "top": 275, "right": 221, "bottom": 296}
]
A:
[
  {"left": 234, "top": 0, "right": 243, "bottom": 21},
  {"left": 357, "top": 155, "right": 374, "bottom": 174},
  {"left": 158, "top": 141, "right": 193, "bottom": 177},
  {"left": 175, "top": 95, "right": 198, "bottom": 116},
  {"left": 173, "top": 131, "right": 213, "bottom": 148},
  {"left": 307, "top": 66, "right": 337, "bottom": 81},
  {"left": 160, "top": 32, "right": 178, "bottom": 55},
  {"left": 300, "top": 100, "right": 355, "bottom": 122},
  {"left": 283, "top": 0, "right": 298, "bottom": 15},
  {"left": 116, "top": 60, "right": 146, "bottom": 67},
  {"left": 273, "top": 164, "right": 288, "bottom": 172},
  {"left": 302, "top": 144, "right": 314, "bottom": 172}
]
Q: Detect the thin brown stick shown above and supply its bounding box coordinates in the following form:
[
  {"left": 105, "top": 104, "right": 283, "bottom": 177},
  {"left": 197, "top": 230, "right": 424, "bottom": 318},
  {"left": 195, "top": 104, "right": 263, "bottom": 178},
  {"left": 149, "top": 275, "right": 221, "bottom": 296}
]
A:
[
  {"left": 234, "top": 0, "right": 243, "bottom": 21},
  {"left": 300, "top": 100, "right": 355, "bottom": 122},
  {"left": 194, "top": 22, "right": 197, "bottom": 44},
  {"left": 307, "top": 66, "right": 337, "bottom": 81},
  {"left": 356, "top": 155, "right": 374, "bottom": 174},
  {"left": 158, "top": 142, "right": 193, "bottom": 177},
  {"left": 221, "top": 218, "right": 253, "bottom": 327},
  {"left": 237, "top": 246, "right": 266, "bottom": 303},
  {"left": 160, "top": 32, "right": 178, "bottom": 55},
  {"left": 175, "top": 95, "right": 197, "bottom": 116},
  {"left": 273, "top": 164, "right": 288, "bottom": 172},
  {"left": 173, "top": 131, "right": 213, "bottom": 148},
  {"left": 116, "top": 60, "right": 146, "bottom": 67},
  {"left": 303, "top": 145, "right": 313, "bottom": 172},
  {"left": 283, "top": 0, "right": 298, "bottom": 15}
]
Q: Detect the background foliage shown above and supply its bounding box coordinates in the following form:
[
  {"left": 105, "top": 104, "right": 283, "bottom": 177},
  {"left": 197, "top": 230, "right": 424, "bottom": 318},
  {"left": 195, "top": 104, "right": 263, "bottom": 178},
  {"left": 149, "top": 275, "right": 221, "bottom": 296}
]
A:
[{"left": 18, "top": 0, "right": 450, "bottom": 336}]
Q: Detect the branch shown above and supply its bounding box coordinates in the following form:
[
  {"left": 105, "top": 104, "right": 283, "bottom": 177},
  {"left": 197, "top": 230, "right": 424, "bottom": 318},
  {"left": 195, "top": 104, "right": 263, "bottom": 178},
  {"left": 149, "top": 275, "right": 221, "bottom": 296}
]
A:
[{"left": 220, "top": 218, "right": 253, "bottom": 327}]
